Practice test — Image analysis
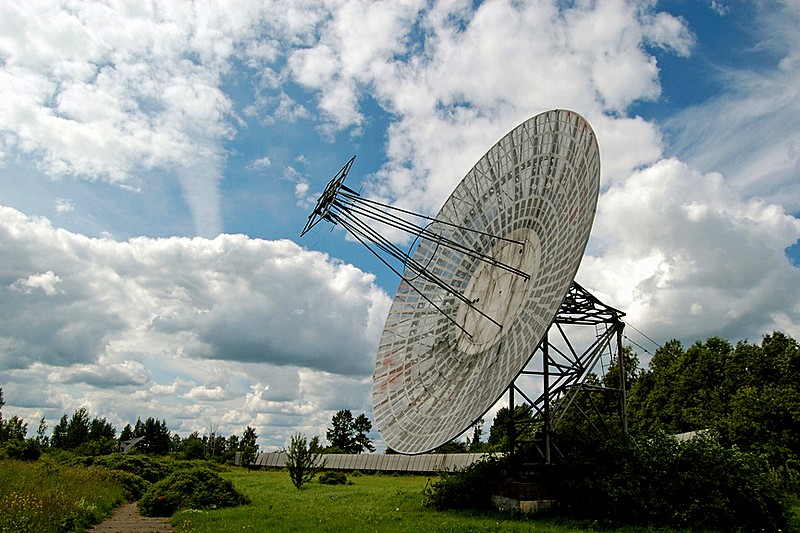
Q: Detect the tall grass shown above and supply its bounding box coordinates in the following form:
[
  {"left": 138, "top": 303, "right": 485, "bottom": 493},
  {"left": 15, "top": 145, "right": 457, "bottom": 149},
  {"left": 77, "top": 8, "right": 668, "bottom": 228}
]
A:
[{"left": 0, "top": 457, "right": 126, "bottom": 532}]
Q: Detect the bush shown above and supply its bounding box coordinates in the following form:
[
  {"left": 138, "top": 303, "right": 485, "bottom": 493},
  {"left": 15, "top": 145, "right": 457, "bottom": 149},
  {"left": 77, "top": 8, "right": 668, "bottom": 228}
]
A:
[
  {"left": 66, "top": 453, "right": 172, "bottom": 482},
  {"left": 99, "top": 468, "right": 149, "bottom": 500},
  {"left": 421, "top": 434, "right": 790, "bottom": 532},
  {"left": 138, "top": 467, "right": 249, "bottom": 517},
  {"left": 285, "top": 434, "right": 325, "bottom": 489},
  {"left": 422, "top": 456, "right": 506, "bottom": 511},
  {"left": 4, "top": 439, "right": 41, "bottom": 461},
  {"left": 557, "top": 432, "right": 791, "bottom": 532},
  {"left": 319, "top": 471, "right": 350, "bottom": 485}
]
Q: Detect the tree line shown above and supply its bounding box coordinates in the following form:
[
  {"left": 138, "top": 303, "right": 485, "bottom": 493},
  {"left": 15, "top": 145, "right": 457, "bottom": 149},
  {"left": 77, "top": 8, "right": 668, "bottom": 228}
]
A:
[
  {"left": 469, "top": 329, "right": 800, "bottom": 476},
  {"left": 4, "top": 330, "right": 799, "bottom": 472},
  {"left": 0, "top": 395, "right": 376, "bottom": 464},
  {"left": 0, "top": 392, "right": 260, "bottom": 464},
  {"left": 627, "top": 331, "right": 800, "bottom": 473},
  {"left": 423, "top": 331, "right": 800, "bottom": 532}
]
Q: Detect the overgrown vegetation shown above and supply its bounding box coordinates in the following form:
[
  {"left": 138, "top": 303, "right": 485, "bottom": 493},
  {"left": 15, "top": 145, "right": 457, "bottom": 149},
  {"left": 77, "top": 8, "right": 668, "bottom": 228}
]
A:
[
  {"left": 64, "top": 452, "right": 173, "bottom": 482},
  {"left": 424, "top": 332, "right": 800, "bottom": 532},
  {"left": 138, "top": 466, "right": 250, "bottom": 517},
  {"left": 423, "top": 455, "right": 507, "bottom": 511},
  {"left": 424, "top": 435, "right": 791, "bottom": 532},
  {"left": 0, "top": 458, "right": 127, "bottom": 532},
  {"left": 628, "top": 332, "right": 800, "bottom": 484},
  {"left": 557, "top": 432, "right": 790, "bottom": 531},
  {"left": 318, "top": 470, "right": 351, "bottom": 485}
]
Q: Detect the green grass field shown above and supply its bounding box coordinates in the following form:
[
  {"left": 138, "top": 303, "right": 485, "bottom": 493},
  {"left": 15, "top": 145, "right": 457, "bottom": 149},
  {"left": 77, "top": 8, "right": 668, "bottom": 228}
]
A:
[
  {"left": 2, "top": 459, "right": 798, "bottom": 532},
  {"left": 171, "top": 469, "right": 679, "bottom": 533}
]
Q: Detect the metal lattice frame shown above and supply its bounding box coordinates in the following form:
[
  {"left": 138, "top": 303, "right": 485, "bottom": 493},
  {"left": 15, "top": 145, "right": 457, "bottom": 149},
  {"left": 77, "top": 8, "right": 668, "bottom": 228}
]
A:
[{"left": 508, "top": 281, "right": 627, "bottom": 463}]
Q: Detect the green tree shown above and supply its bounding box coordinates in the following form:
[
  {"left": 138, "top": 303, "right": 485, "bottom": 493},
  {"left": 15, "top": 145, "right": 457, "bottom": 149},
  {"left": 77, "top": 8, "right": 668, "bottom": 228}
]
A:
[
  {"left": 66, "top": 407, "right": 91, "bottom": 449},
  {"left": 628, "top": 339, "right": 689, "bottom": 434},
  {"left": 170, "top": 433, "right": 183, "bottom": 453},
  {"left": 352, "top": 413, "right": 375, "bottom": 453},
  {"left": 558, "top": 346, "right": 640, "bottom": 438},
  {"left": 133, "top": 417, "right": 171, "bottom": 454},
  {"left": 628, "top": 331, "right": 800, "bottom": 476},
  {"left": 285, "top": 433, "right": 325, "bottom": 489},
  {"left": 119, "top": 423, "right": 134, "bottom": 442},
  {"left": 487, "top": 403, "right": 537, "bottom": 452},
  {"left": 36, "top": 417, "right": 48, "bottom": 447},
  {"left": 326, "top": 409, "right": 374, "bottom": 453},
  {"left": 433, "top": 439, "right": 468, "bottom": 453},
  {"left": 1, "top": 415, "right": 27, "bottom": 441},
  {"left": 182, "top": 433, "right": 206, "bottom": 460},
  {"left": 240, "top": 426, "right": 259, "bottom": 465},
  {"left": 51, "top": 414, "right": 69, "bottom": 448},
  {"left": 467, "top": 419, "right": 484, "bottom": 451}
]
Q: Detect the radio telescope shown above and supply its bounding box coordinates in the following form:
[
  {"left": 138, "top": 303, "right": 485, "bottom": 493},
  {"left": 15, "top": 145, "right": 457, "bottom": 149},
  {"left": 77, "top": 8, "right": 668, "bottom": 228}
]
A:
[{"left": 302, "top": 109, "right": 623, "bottom": 456}]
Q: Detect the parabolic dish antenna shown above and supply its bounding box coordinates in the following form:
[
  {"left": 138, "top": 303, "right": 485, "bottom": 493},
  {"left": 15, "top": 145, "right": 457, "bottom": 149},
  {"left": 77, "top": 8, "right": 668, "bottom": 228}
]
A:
[{"left": 371, "top": 109, "right": 601, "bottom": 454}]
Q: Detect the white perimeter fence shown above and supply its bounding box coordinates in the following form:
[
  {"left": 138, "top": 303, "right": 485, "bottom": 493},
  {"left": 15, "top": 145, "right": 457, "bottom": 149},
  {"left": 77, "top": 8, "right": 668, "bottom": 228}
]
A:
[{"left": 244, "top": 452, "right": 491, "bottom": 473}]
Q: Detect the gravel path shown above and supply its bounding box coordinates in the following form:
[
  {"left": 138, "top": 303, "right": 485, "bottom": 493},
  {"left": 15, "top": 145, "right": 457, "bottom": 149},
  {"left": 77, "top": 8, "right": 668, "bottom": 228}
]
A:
[{"left": 88, "top": 502, "right": 174, "bottom": 533}]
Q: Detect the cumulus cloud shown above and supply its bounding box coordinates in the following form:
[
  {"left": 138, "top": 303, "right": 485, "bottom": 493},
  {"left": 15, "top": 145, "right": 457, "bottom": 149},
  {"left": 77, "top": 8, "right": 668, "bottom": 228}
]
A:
[
  {"left": 0, "top": 206, "right": 389, "bottom": 374},
  {"left": 0, "top": 205, "right": 389, "bottom": 444},
  {"left": 11, "top": 271, "right": 62, "bottom": 296},
  {"left": 345, "top": 0, "right": 693, "bottom": 216},
  {"left": 0, "top": 1, "right": 262, "bottom": 236},
  {"left": 580, "top": 158, "right": 800, "bottom": 345},
  {"left": 55, "top": 360, "right": 150, "bottom": 388}
]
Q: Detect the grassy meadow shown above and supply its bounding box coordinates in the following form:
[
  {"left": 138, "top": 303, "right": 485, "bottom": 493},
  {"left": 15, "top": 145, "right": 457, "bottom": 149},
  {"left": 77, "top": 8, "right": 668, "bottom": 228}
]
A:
[
  {"left": 171, "top": 468, "right": 678, "bottom": 533},
  {"left": 2, "top": 459, "right": 798, "bottom": 532},
  {"left": 0, "top": 458, "right": 126, "bottom": 532}
]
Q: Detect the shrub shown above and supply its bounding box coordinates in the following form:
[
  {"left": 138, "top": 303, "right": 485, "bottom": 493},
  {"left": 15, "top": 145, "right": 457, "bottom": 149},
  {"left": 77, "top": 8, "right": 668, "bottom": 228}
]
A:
[
  {"left": 285, "top": 434, "right": 325, "bottom": 489},
  {"left": 557, "top": 432, "right": 791, "bottom": 532},
  {"left": 67, "top": 453, "right": 172, "bottom": 482},
  {"left": 422, "top": 456, "right": 506, "bottom": 511},
  {"left": 319, "top": 471, "right": 350, "bottom": 485},
  {"left": 138, "top": 466, "right": 249, "bottom": 517},
  {"left": 4, "top": 439, "right": 41, "bottom": 461},
  {"left": 99, "top": 468, "right": 149, "bottom": 500}
]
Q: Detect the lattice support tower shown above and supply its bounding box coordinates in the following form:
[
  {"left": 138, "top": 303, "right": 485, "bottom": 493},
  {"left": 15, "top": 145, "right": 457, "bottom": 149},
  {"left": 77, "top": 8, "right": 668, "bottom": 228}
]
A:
[{"left": 507, "top": 282, "right": 627, "bottom": 464}]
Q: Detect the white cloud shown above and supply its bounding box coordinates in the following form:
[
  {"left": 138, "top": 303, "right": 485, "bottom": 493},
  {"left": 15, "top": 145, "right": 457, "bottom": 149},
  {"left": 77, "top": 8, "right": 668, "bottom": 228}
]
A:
[
  {"left": 665, "top": 2, "right": 800, "bottom": 211},
  {"left": 54, "top": 198, "right": 75, "bottom": 214},
  {"left": 580, "top": 158, "right": 800, "bottom": 346},
  {"left": 0, "top": 1, "right": 266, "bottom": 237},
  {"left": 249, "top": 156, "right": 272, "bottom": 171},
  {"left": 55, "top": 360, "right": 150, "bottom": 388},
  {"left": 11, "top": 271, "right": 62, "bottom": 296},
  {"left": 185, "top": 385, "right": 227, "bottom": 401},
  {"left": 0, "top": 206, "right": 389, "bottom": 374}
]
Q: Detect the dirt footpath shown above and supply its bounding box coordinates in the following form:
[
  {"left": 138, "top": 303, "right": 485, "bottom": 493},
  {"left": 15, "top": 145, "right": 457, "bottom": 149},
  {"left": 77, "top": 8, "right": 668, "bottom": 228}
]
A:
[{"left": 88, "top": 502, "right": 174, "bottom": 533}]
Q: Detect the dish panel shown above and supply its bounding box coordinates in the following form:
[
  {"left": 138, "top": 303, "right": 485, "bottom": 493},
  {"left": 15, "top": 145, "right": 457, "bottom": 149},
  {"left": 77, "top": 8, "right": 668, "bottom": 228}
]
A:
[{"left": 373, "top": 109, "right": 601, "bottom": 454}]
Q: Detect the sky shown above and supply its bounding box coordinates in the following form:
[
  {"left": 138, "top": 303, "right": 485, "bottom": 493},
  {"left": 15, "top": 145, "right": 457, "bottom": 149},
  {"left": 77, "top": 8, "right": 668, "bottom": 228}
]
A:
[{"left": 0, "top": 0, "right": 798, "bottom": 452}]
